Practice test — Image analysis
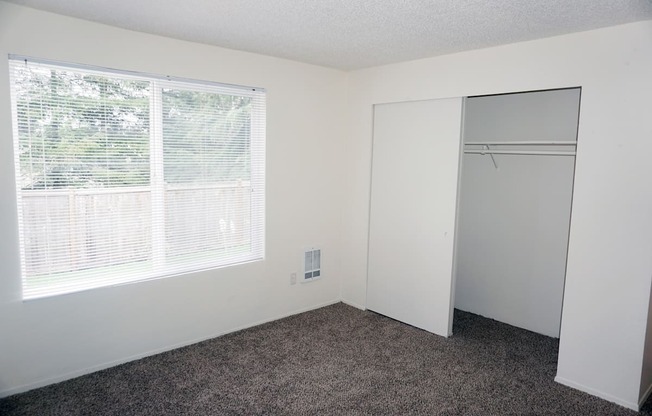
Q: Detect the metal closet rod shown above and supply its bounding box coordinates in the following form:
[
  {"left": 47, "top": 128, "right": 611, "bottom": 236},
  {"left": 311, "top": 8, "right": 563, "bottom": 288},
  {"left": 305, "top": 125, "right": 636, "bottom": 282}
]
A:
[
  {"left": 464, "top": 149, "right": 576, "bottom": 156},
  {"left": 464, "top": 141, "right": 576, "bottom": 146}
]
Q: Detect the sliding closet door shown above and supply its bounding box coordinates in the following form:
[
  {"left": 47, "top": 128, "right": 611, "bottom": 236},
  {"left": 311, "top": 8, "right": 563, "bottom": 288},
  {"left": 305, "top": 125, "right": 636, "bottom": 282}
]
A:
[{"left": 367, "top": 98, "right": 463, "bottom": 337}]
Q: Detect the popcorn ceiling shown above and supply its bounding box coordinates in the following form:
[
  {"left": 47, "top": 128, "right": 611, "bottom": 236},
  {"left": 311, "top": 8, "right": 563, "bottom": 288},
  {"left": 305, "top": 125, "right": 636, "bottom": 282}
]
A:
[{"left": 6, "top": 0, "right": 652, "bottom": 70}]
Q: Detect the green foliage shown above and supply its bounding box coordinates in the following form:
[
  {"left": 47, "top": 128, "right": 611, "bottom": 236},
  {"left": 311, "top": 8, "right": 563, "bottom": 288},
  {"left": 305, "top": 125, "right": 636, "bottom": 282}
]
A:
[
  {"left": 12, "top": 65, "right": 252, "bottom": 189},
  {"left": 162, "top": 88, "right": 251, "bottom": 184},
  {"left": 13, "top": 66, "right": 150, "bottom": 189}
]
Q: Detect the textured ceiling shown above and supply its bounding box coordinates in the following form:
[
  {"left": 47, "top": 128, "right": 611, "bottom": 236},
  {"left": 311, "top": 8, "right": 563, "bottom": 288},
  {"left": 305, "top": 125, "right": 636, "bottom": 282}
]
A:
[{"left": 5, "top": 0, "right": 652, "bottom": 70}]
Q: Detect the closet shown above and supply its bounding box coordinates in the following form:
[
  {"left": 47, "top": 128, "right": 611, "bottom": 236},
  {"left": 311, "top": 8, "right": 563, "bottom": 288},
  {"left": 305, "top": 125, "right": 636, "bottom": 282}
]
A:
[
  {"left": 366, "top": 88, "right": 581, "bottom": 339},
  {"left": 455, "top": 88, "right": 580, "bottom": 338}
]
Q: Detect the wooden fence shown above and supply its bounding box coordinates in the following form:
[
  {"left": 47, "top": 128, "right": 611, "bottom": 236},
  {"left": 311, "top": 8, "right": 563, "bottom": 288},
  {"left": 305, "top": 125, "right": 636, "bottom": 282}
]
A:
[{"left": 20, "top": 183, "right": 250, "bottom": 276}]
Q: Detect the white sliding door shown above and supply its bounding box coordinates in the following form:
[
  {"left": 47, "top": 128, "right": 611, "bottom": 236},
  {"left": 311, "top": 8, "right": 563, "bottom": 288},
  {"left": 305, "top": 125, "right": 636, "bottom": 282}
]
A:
[{"left": 367, "top": 98, "right": 463, "bottom": 337}]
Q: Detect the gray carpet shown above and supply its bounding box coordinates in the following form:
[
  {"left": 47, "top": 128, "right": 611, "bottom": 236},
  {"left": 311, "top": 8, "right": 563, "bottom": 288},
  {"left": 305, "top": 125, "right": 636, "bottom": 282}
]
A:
[{"left": 1, "top": 302, "right": 650, "bottom": 415}]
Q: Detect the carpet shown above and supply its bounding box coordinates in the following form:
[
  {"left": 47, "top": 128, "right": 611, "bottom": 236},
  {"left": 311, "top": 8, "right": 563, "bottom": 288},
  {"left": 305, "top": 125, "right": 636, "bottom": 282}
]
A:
[{"left": 0, "top": 302, "right": 648, "bottom": 415}]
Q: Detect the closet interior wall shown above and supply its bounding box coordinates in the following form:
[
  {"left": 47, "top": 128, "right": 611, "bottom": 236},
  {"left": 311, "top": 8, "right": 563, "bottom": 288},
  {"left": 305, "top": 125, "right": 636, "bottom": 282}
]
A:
[{"left": 454, "top": 89, "right": 581, "bottom": 338}]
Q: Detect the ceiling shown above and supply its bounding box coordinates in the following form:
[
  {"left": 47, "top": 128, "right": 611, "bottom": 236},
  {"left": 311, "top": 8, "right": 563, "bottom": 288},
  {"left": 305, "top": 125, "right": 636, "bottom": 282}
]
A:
[{"left": 5, "top": 0, "right": 652, "bottom": 70}]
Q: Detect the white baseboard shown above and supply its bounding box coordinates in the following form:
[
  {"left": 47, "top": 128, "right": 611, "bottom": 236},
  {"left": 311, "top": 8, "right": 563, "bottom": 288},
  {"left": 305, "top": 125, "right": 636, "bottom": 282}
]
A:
[
  {"left": 0, "top": 298, "right": 341, "bottom": 398},
  {"left": 555, "top": 375, "right": 639, "bottom": 411},
  {"left": 341, "top": 298, "right": 365, "bottom": 310},
  {"left": 639, "top": 381, "right": 652, "bottom": 410}
]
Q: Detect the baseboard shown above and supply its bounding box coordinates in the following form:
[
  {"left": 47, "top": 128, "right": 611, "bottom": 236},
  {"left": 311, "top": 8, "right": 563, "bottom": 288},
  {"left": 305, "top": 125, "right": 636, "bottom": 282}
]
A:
[
  {"left": 0, "top": 298, "right": 341, "bottom": 398},
  {"left": 639, "top": 381, "right": 652, "bottom": 410},
  {"left": 341, "top": 298, "right": 365, "bottom": 310},
  {"left": 555, "top": 375, "right": 639, "bottom": 411}
]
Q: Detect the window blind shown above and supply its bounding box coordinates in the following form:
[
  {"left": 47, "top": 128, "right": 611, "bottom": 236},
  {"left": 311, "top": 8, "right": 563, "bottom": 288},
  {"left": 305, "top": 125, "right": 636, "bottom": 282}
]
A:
[{"left": 9, "top": 57, "right": 266, "bottom": 299}]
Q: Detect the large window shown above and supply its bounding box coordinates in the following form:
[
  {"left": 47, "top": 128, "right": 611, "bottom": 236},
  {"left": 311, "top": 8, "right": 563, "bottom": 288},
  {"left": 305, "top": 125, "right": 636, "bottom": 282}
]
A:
[{"left": 9, "top": 57, "right": 266, "bottom": 299}]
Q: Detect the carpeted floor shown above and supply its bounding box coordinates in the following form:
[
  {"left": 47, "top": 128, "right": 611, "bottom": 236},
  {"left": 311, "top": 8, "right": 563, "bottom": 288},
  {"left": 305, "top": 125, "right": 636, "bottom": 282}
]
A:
[{"left": 1, "top": 302, "right": 650, "bottom": 415}]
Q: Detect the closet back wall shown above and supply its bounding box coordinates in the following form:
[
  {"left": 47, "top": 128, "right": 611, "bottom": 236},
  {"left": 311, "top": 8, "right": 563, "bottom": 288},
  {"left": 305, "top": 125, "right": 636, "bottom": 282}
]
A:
[{"left": 455, "top": 89, "right": 580, "bottom": 337}]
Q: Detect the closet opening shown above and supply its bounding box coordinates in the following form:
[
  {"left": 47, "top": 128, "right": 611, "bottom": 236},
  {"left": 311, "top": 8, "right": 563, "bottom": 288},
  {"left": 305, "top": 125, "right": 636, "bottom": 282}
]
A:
[{"left": 451, "top": 87, "right": 581, "bottom": 356}]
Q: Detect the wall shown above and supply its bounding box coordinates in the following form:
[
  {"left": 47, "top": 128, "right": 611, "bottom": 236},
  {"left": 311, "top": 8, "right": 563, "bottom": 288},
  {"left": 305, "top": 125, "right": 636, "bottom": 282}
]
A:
[
  {"left": 455, "top": 89, "right": 580, "bottom": 338},
  {"left": 0, "top": 2, "right": 347, "bottom": 396},
  {"left": 640, "top": 277, "right": 652, "bottom": 406},
  {"left": 342, "top": 22, "right": 652, "bottom": 409}
]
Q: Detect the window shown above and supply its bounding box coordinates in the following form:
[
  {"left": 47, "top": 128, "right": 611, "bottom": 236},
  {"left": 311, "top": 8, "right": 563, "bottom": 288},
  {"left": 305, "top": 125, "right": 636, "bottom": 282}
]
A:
[{"left": 9, "top": 57, "right": 266, "bottom": 299}]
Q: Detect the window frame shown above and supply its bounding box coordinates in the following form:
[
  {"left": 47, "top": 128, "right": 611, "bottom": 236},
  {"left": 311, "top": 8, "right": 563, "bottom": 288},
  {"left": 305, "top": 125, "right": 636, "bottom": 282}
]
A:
[{"left": 8, "top": 55, "right": 266, "bottom": 300}]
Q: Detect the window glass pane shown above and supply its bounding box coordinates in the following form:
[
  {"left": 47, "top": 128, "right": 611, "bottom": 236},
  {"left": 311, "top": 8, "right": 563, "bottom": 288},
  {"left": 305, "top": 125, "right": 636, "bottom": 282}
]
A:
[
  {"left": 12, "top": 64, "right": 152, "bottom": 295},
  {"left": 162, "top": 89, "right": 253, "bottom": 263}
]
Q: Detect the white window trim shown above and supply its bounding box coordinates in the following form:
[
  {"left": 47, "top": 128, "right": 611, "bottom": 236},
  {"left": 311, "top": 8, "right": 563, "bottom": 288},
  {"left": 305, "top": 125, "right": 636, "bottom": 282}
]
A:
[{"left": 9, "top": 55, "right": 266, "bottom": 300}]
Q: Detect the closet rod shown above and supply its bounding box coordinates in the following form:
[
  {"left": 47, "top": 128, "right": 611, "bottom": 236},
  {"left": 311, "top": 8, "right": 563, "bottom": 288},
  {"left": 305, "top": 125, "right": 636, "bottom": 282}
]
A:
[
  {"left": 464, "top": 141, "right": 576, "bottom": 146},
  {"left": 464, "top": 150, "right": 576, "bottom": 156}
]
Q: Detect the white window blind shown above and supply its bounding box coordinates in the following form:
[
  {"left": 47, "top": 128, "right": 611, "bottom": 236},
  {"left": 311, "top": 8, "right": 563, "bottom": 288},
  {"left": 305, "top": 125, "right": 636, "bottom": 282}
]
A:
[{"left": 8, "top": 57, "right": 266, "bottom": 299}]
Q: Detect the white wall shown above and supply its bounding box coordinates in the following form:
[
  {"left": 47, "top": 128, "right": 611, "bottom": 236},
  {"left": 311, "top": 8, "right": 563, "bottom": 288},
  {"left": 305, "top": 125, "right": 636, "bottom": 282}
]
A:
[
  {"left": 0, "top": 2, "right": 347, "bottom": 396},
  {"left": 342, "top": 22, "right": 652, "bottom": 410},
  {"left": 455, "top": 89, "right": 580, "bottom": 338},
  {"left": 640, "top": 278, "right": 652, "bottom": 406}
]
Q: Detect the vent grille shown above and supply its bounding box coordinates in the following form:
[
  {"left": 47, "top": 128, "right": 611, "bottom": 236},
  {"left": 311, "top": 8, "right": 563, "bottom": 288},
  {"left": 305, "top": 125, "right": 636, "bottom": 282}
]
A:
[{"left": 303, "top": 248, "right": 321, "bottom": 281}]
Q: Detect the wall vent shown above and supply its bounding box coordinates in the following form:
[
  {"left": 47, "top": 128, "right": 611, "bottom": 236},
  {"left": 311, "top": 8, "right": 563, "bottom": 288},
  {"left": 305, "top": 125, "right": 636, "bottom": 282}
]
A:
[{"left": 303, "top": 248, "right": 321, "bottom": 282}]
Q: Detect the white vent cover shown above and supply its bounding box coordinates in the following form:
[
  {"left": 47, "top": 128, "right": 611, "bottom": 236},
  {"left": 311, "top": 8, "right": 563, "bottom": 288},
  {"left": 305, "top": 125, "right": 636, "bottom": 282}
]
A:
[{"left": 303, "top": 248, "right": 321, "bottom": 282}]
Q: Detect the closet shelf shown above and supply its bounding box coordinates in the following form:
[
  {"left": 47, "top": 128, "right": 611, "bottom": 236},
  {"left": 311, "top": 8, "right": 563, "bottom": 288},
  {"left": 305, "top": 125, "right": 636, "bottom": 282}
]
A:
[
  {"left": 464, "top": 141, "right": 576, "bottom": 146},
  {"left": 464, "top": 149, "right": 576, "bottom": 156}
]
